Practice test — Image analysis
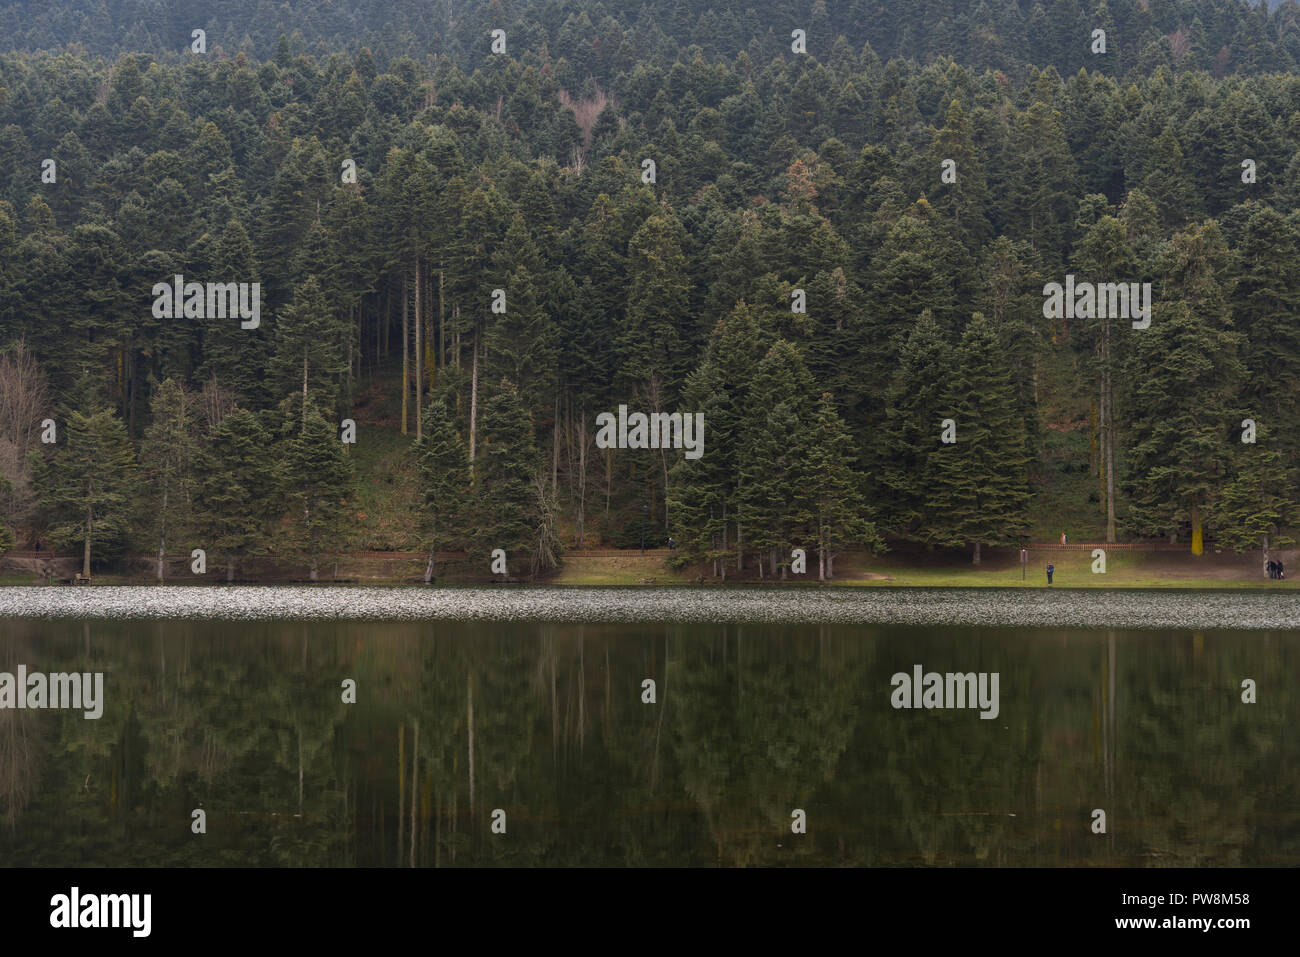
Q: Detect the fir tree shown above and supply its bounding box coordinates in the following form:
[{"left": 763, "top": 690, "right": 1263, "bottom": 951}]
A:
[
  {"left": 191, "top": 408, "right": 278, "bottom": 581},
  {"left": 29, "top": 406, "right": 138, "bottom": 577},
  {"left": 806, "top": 392, "right": 882, "bottom": 579},
  {"left": 474, "top": 380, "right": 539, "bottom": 572},
  {"left": 925, "top": 312, "right": 1032, "bottom": 562},
  {"left": 139, "top": 377, "right": 198, "bottom": 580},
  {"left": 1216, "top": 428, "right": 1292, "bottom": 554},
  {"left": 418, "top": 397, "right": 470, "bottom": 582},
  {"left": 1122, "top": 224, "right": 1244, "bottom": 554},
  {"left": 280, "top": 405, "right": 355, "bottom": 580}
]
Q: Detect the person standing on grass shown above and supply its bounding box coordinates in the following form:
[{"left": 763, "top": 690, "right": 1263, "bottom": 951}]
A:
[{"left": 1046, "top": 562, "right": 1054, "bottom": 585}]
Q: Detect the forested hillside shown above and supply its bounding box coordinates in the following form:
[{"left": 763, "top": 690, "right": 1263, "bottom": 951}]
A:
[
  {"left": 1, "top": 0, "right": 1299, "bottom": 579},
  {"left": 4, "top": 0, "right": 1300, "bottom": 78}
]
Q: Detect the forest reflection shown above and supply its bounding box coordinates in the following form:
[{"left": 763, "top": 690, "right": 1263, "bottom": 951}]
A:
[{"left": 0, "top": 619, "right": 1295, "bottom": 866}]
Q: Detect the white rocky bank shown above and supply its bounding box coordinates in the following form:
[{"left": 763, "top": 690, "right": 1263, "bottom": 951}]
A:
[{"left": 0, "top": 585, "right": 1299, "bottom": 630}]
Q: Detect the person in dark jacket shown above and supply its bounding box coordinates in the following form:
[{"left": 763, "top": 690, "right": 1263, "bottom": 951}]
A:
[{"left": 1046, "top": 563, "right": 1055, "bottom": 585}]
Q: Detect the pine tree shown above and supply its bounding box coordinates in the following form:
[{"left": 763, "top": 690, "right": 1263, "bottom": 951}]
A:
[
  {"left": 474, "top": 380, "right": 538, "bottom": 572},
  {"left": 928, "top": 99, "right": 991, "bottom": 249},
  {"left": 737, "top": 341, "right": 816, "bottom": 578},
  {"left": 29, "top": 406, "right": 138, "bottom": 577},
  {"left": 619, "top": 211, "right": 691, "bottom": 401},
  {"left": 1216, "top": 428, "right": 1292, "bottom": 554},
  {"left": 925, "top": 312, "right": 1032, "bottom": 562},
  {"left": 738, "top": 400, "right": 809, "bottom": 579},
  {"left": 271, "top": 276, "right": 347, "bottom": 427},
  {"left": 1004, "top": 101, "right": 1078, "bottom": 263},
  {"left": 1142, "top": 123, "right": 1197, "bottom": 231},
  {"left": 191, "top": 408, "right": 278, "bottom": 581},
  {"left": 806, "top": 392, "right": 882, "bottom": 579},
  {"left": 140, "top": 377, "right": 198, "bottom": 580},
  {"left": 1230, "top": 206, "right": 1300, "bottom": 443},
  {"left": 880, "top": 309, "right": 953, "bottom": 538},
  {"left": 280, "top": 405, "right": 355, "bottom": 580},
  {"left": 1122, "top": 224, "right": 1244, "bottom": 554},
  {"left": 196, "top": 216, "right": 265, "bottom": 404},
  {"left": 418, "top": 397, "right": 470, "bottom": 582},
  {"left": 1075, "top": 213, "right": 1137, "bottom": 542}
]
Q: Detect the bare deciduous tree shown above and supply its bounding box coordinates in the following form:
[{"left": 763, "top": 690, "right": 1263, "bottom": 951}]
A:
[
  {"left": 0, "top": 339, "right": 50, "bottom": 456},
  {"left": 198, "top": 375, "right": 236, "bottom": 433},
  {"left": 0, "top": 339, "right": 50, "bottom": 529}
]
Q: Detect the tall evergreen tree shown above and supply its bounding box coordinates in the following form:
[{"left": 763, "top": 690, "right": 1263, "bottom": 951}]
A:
[
  {"left": 418, "top": 397, "right": 470, "bottom": 582},
  {"left": 279, "top": 405, "right": 355, "bottom": 580},
  {"left": 271, "top": 276, "right": 347, "bottom": 427},
  {"left": 29, "top": 406, "right": 138, "bottom": 577},
  {"left": 925, "top": 312, "right": 1032, "bottom": 562},
  {"left": 806, "top": 392, "right": 882, "bottom": 579},
  {"left": 139, "top": 377, "right": 198, "bottom": 580},
  {"left": 1122, "top": 224, "right": 1244, "bottom": 553},
  {"left": 191, "top": 408, "right": 278, "bottom": 581},
  {"left": 474, "top": 380, "right": 540, "bottom": 573}
]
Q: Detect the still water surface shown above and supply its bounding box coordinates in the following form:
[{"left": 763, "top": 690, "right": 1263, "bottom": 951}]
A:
[{"left": 0, "top": 606, "right": 1296, "bottom": 866}]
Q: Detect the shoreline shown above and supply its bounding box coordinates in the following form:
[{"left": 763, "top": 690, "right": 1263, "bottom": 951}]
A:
[
  {"left": 1, "top": 584, "right": 1299, "bottom": 629},
  {"left": 3, "top": 545, "right": 1294, "bottom": 590}
]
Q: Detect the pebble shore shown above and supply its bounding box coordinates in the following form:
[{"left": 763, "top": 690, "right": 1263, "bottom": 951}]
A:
[{"left": 1, "top": 585, "right": 1299, "bottom": 630}]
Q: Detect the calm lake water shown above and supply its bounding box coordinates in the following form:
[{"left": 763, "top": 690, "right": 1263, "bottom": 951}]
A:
[{"left": 1, "top": 595, "right": 1297, "bottom": 866}]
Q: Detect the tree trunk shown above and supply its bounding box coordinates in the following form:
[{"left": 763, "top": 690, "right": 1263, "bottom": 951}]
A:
[
  {"left": 468, "top": 327, "right": 478, "bottom": 462},
  {"left": 424, "top": 545, "right": 435, "bottom": 584},
  {"left": 819, "top": 543, "right": 826, "bottom": 581},
  {"left": 301, "top": 348, "right": 308, "bottom": 433},
  {"left": 1102, "top": 314, "right": 1116, "bottom": 543},
  {"left": 401, "top": 273, "right": 409, "bottom": 434},
  {"left": 157, "top": 487, "right": 167, "bottom": 581},
  {"left": 576, "top": 403, "right": 586, "bottom": 547},
  {"left": 414, "top": 260, "right": 422, "bottom": 442},
  {"left": 1191, "top": 502, "right": 1203, "bottom": 556},
  {"left": 721, "top": 503, "right": 728, "bottom": 582},
  {"left": 734, "top": 502, "right": 742, "bottom": 577},
  {"left": 552, "top": 392, "right": 559, "bottom": 495},
  {"left": 128, "top": 349, "right": 137, "bottom": 438},
  {"left": 82, "top": 506, "right": 92, "bottom": 578},
  {"left": 973, "top": 541, "right": 982, "bottom": 564},
  {"left": 603, "top": 449, "right": 612, "bottom": 516}
]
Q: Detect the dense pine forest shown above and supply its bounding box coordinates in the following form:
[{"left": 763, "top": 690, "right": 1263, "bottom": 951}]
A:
[{"left": 2, "top": 0, "right": 1300, "bottom": 579}]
